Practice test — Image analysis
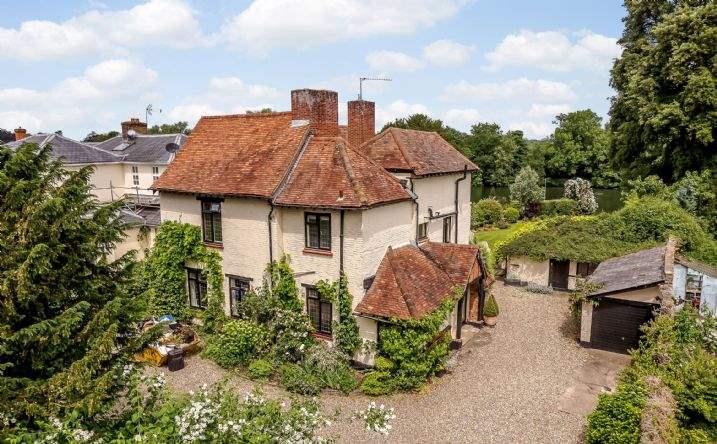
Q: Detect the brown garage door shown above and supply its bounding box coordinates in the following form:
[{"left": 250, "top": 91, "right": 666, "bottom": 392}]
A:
[{"left": 590, "top": 298, "right": 655, "bottom": 353}]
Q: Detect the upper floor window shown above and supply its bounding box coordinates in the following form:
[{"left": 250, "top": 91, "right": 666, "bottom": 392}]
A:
[
  {"left": 442, "top": 216, "right": 452, "bottom": 243},
  {"left": 305, "top": 212, "right": 331, "bottom": 250},
  {"left": 152, "top": 166, "right": 160, "bottom": 181},
  {"left": 201, "top": 200, "right": 222, "bottom": 244},
  {"left": 229, "top": 276, "right": 250, "bottom": 317},
  {"left": 187, "top": 268, "right": 207, "bottom": 309},
  {"left": 306, "top": 287, "right": 332, "bottom": 335},
  {"left": 576, "top": 262, "right": 598, "bottom": 278},
  {"left": 131, "top": 166, "right": 139, "bottom": 187},
  {"left": 418, "top": 222, "right": 428, "bottom": 240}
]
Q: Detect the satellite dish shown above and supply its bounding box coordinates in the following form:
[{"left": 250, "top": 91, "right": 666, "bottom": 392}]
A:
[
  {"left": 127, "top": 129, "right": 137, "bottom": 140},
  {"left": 165, "top": 142, "right": 180, "bottom": 153}
]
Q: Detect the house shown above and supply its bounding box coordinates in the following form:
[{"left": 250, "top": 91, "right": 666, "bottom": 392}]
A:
[
  {"left": 505, "top": 256, "right": 597, "bottom": 291},
  {"left": 6, "top": 121, "right": 186, "bottom": 259},
  {"left": 579, "top": 240, "right": 717, "bottom": 353},
  {"left": 152, "top": 88, "right": 488, "bottom": 364}
]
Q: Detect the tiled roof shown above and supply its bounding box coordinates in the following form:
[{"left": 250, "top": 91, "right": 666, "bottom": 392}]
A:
[
  {"left": 588, "top": 246, "right": 666, "bottom": 296},
  {"left": 273, "top": 136, "right": 411, "bottom": 209},
  {"left": 359, "top": 128, "right": 478, "bottom": 176},
  {"left": 355, "top": 242, "right": 482, "bottom": 320},
  {"left": 152, "top": 112, "right": 309, "bottom": 198},
  {"left": 4, "top": 134, "right": 120, "bottom": 164},
  {"left": 95, "top": 134, "right": 187, "bottom": 164}
]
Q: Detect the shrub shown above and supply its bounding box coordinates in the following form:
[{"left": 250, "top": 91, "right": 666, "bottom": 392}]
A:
[
  {"left": 354, "top": 401, "right": 396, "bottom": 436},
  {"left": 586, "top": 370, "right": 647, "bottom": 444},
  {"left": 540, "top": 198, "right": 577, "bottom": 216},
  {"left": 509, "top": 166, "right": 545, "bottom": 215},
  {"left": 502, "top": 206, "right": 520, "bottom": 223},
  {"left": 373, "top": 356, "right": 395, "bottom": 373},
  {"left": 304, "top": 343, "right": 358, "bottom": 394},
  {"left": 203, "top": 320, "right": 269, "bottom": 368},
  {"left": 269, "top": 309, "right": 315, "bottom": 363},
  {"left": 279, "top": 363, "right": 323, "bottom": 396},
  {"left": 483, "top": 294, "right": 499, "bottom": 317},
  {"left": 360, "top": 371, "right": 395, "bottom": 396},
  {"left": 471, "top": 198, "right": 504, "bottom": 228},
  {"left": 247, "top": 359, "right": 274, "bottom": 380},
  {"left": 333, "top": 273, "right": 361, "bottom": 356},
  {"left": 526, "top": 283, "right": 553, "bottom": 294},
  {"left": 564, "top": 178, "right": 598, "bottom": 214}
]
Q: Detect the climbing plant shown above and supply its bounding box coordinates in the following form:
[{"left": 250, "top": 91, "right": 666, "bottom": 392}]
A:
[
  {"left": 140, "top": 221, "right": 225, "bottom": 331},
  {"left": 315, "top": 274, "right": 361, "bottom": 356},
  {"left": 264, "top": 256, "right": 302, "bottom": 312}
]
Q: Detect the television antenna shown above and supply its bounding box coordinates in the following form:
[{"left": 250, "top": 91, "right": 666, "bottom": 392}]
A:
[
  {"left": 359, "top": 77, "right": 392, "bottom": 100},
  {"left": 145, "top": 104, "right": 162, "bottom": 127}
]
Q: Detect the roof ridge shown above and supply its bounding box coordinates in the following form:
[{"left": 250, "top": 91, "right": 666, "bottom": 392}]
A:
[
  {"left": 201, "top": 111, "right": 292, "bottom": 120},
  {"left": 388, "top": 128, "right": 415, "bottom": 171},
  {"left": 419, "top": 243, "right": 459, "bottom": 286},
  {"left": 384, "top": 247, "right": 415, "bottom": 318}
]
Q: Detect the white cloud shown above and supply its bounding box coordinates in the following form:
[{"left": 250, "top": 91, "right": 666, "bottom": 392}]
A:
[
  {"left": 442, "top": 78, "right": 576, "bottom": 103},
  {"left": 526, "top": 103, "right": 572, "bottom": 119},
  {"left": 1, "top": 59, "right": 158, "bottom": 133},
  {"left": 375, "top": 100, "right": 429, "bottom": 128},
  {"left": 443, "top": 108, "right": 481, "bottom": 130},
  {"left": 485, "top": 29, "right": 620, "bottom": 72},
  {"left": 168, "top": 76, "right": 282, "bottom": 125},
  {"left": 423, "top": 39, "right": 474, "bottom": 67},
  {"left": 366, "top": 50, "right": 425, "bottom": 72},
  {"left": 507, "top": 120, "right": 554, "bottom": 139},
  {"left": 222, "top": 0, "right": 466, "bottom": 52},
  {"left": 0, "top": 0, "right": 207, "bottom": 60}
]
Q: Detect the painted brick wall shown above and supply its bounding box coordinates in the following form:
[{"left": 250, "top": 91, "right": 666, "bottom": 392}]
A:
[{"left": 411, "top": 172, "right": 472, "bottom": 244}]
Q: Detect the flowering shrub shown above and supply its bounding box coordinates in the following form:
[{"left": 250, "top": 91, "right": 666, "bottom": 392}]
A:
[
  {"left": 270, "top": 309, "right": 315, "bottom": 363},
  {"left": 355, "top": 402, "right": 396, "bottom": 435},
  {"left": 279, "top": 363, "right": 324, "bottom": 396},
  {"left": 304, "top": 343, "right": 359, "bottom": 394},
  {"left": 564, "top": 178, "right": 598, "bottom": 214},
  {"left": 203, "top": 320, "right": 270, "bottom": 368},
  {"left": 509, "top": 166, "right": 545, "bottom": 216}
]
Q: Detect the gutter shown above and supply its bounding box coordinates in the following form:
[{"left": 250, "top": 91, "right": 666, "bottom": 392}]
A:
[
  {"left": 408, "top": 178, "right": 420, "bottom": 244},
  {"left": 454, "top": 165, "right": 468, "bottom": 243}
]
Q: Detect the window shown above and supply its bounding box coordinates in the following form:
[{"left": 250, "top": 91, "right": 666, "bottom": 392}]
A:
[
  {"left": 187, "top": 268, "right": 207, "bottom": 309},
  {"left": 201, "top": 200, "right": 222, "bottom": 243},
  {"left": 152, "top": 166, "right": 160, "bottom": 181},
  {"left": 229, "top": 277, "right": 250, "bottom": 317},
  {"left": 418, "top": 222, "right": 428, "bottom": 240},
  {"left": 305, "top": 213, "right": 331, "bottom": 250},
  {"left": 131, "top": 166, "right": 139, "bottom": 187},
  {"left": 576, "top": 262, "right": 598, "bottom": 278},
  {"left": 686, "top": 273, "right": 703, "bottom": 309},
  {"left": 306, "top": 287, "right": 332, "bottom": 335},
  {"left": 442, "top": 216, "right": 452, "bottom": 243}
]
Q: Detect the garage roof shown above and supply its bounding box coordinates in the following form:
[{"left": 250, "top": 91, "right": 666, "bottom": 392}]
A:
[{"left": 588, "top": 246, "right": 666, "bottom": 296}]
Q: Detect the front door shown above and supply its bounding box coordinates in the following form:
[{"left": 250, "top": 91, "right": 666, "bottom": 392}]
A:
[
  {"left": 456, "top": 295, "right": 464, "bottom": 339},
  {"left": 549, "top": 259, "right": 570, "bottom": 290}
]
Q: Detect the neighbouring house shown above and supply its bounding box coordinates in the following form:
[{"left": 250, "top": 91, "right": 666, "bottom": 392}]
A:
[
  {"left": 5, "top": 121, "right": 186, "bottom": 259},
  {"left": 505, "top": 256, "right": 598, "bottom": 291},
  {"left": 152, "top": 88, "right": 488, "bottom": 364},
  {"left": 579, "top": 240, "right": 717, "bottom": 353}
]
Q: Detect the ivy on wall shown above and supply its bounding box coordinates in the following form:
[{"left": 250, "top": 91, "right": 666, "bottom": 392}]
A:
[
  {"left": 139, "top": 221, "right": 225, "bottom": 331},
  {"left": 315, "top": 273, "right": 361, "bottom": 356},
  {"left": 264, "top": 256, "right": 302, "bottom": 312}
]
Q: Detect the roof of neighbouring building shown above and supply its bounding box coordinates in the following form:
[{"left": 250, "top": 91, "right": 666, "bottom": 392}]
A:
[
  {"left": 94, "top": 133, "right": 187, "bottom": 164},
  {"left": 152, "top": 112, "right": 413, "bottom": 208},
  {"left": 675, "top": 254, "right": 717, "bottom": 278},
  {"left": 4, "top": 134, "right": 121, "bottom": 164},
  {"left": 354, "top": 242, "right": 483, "bottom": 320},
  {"left": 119, "top": 206, "right": 161, "bottom": 227},
  {"left": 359, "top": 127, "right": 478, "bottom": 176},
  {"left": 588, "top": 246, "right": 666, "bottom": 296}
]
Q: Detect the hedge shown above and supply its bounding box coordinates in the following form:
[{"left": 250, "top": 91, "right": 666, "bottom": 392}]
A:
[{"left": 540, "top": 198, "right": 577, "bottom": 216}]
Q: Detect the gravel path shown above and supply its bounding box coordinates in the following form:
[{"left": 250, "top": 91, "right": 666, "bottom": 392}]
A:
[{"left": 151, "top": 282, "right": 591, "bottom": 443}]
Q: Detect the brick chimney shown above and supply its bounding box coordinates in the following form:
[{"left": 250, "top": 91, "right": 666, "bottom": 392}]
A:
[
  {"left": 14, "top": 127, "right": 27, "bottom": 141},
  {"left": 290, "top": 89, "right": 339, "bottom": 137},
  {"left": 121, "top": 118, "right": 148, "bottom": 140},
  {"left": 347, "top": 100, "right": 375, "bottom": 147}
]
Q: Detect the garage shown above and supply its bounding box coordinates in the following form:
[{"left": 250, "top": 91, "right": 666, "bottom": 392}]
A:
[{"left": 589, "top": 298, "right": 655, "bottom": 353}]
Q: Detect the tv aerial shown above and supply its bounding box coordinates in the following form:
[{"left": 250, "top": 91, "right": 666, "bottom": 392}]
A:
[{"left": 359, "top": 77, "right": 392, "bottom": 100}]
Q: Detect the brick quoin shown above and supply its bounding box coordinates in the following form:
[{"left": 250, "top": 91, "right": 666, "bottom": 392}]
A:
[
  {"left": 290, "top": 89, "right": 339, "bottom": 137},
  {"left": 347, "top": 100, "right": 375, "bottom": 147}
]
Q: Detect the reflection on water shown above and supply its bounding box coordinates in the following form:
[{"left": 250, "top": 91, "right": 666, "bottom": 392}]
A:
[{"left": 471, "top": 186, "right": 624, "bottom": 212}]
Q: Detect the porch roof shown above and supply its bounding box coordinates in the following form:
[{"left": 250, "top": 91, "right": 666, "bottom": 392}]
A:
[{"left": 355, "top": 242, "right": 484, "bottom": 320}]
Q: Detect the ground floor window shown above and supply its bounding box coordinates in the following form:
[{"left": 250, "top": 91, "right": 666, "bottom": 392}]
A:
[
  {"left": 306, "top": 287, "right": 332, "bottom": 335},
  {"left": 442, "top": 216, "right": 453, "bottom": 243},
  {"left": 187, "top": 268, "right": 207, "bottom": 309},
  {"left": 229, "top": 276, "right": 250, "bottom": 317}
]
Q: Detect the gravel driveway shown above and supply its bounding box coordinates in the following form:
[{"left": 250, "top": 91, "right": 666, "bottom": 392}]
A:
[{"left": 153, "top": 281, "right": 609, "bottom": 443}]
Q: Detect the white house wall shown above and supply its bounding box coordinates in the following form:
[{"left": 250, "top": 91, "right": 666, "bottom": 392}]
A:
[
  {"left": 66, "top": 163, "right": 125, "bottom": 203},
  {"left": 123, "top": 164, "right": 166, "bottom": 196},
  {"left": 673, "top": 263, "right": 717, "bottom": 316},
  {"left": 412, "top": 173, "right": 472, "bottom": 244},
  {"left": 506, "top": 256, "right": 550, "bottom": 287}
]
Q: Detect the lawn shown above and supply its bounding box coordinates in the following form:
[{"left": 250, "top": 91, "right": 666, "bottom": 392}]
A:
[{"left": 473, "top": 220, "right": 532, "bottom": 251}]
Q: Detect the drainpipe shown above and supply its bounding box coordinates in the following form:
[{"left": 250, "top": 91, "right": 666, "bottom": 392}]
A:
[
  {"left": 339, "top": 209, "right": 345, "bottom": 276},
  {"left": 409, "top": 178, "right": 420, "bottom": 244},
  {"left": 454, "top": 165, "right": 468, "bottom": 243},
  {"left": 267, "top": 201, "right": 275, "bottom": 263}
]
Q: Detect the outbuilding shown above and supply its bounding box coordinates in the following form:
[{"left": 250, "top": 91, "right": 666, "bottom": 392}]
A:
[{"left": 505, "top": 255, "right": 597, "bottom": 291}]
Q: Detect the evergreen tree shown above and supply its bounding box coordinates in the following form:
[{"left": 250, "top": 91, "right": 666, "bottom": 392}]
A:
[
  {"left": 0, "top": 143, "right": 143, "bottom": 423},
  {"left": 608, "top": 0, "right": 716, "bottom": 182}
]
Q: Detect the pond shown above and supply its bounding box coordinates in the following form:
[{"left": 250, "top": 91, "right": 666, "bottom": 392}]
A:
[{"left": 471, "top": 185, "right": 625, "bottom": 212}]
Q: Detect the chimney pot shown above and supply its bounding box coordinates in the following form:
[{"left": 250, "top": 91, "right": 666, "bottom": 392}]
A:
[
  {"left": 121, "top": 117, "right": 147, "bottom": 140},
  {"left": 347, "top": 100, "right": 375, "bottom": 147},
  {"left": 14, "top": 127, "right": 27, "bottom": 141},
  {"left": 290, "top": 89, "right": 339, "bottom": 137}
]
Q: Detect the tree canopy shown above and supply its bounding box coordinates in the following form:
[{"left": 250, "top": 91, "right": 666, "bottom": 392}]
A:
[
  {"left": 148, "top": 121, "right": 191, "bottom": 135},
  {"left": 82, "top": 130, "right": 119, "bottom": 142},
  {"left": 0, "top": 128, "right": 15, "bottom": 143},
  {"left": 608, "top": 0, "right": 717, "bottom": 182}
]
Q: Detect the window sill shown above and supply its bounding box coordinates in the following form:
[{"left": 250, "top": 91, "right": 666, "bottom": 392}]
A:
[
  {"left": 312, "top": 332, "right": 333, "bottom": 341},
  {"left": 303, "top": 247, "right": 333, "bottom": 257},
  {"left": 203, "top": 242, "right": 223, "bottom": 250}
]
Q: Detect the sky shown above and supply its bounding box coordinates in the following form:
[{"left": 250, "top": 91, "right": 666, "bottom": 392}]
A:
[{"left": 0, "top": 0, "right": 626, "bottom": 140}]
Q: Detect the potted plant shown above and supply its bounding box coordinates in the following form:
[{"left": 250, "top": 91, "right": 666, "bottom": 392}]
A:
[{"left": 483, "top": 294, "right": 499, "bottom": 326}]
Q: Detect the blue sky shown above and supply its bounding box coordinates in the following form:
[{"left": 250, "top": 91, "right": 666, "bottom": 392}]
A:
[{"left": 0, "top": 0, "right": 625, "bottom": 140}]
